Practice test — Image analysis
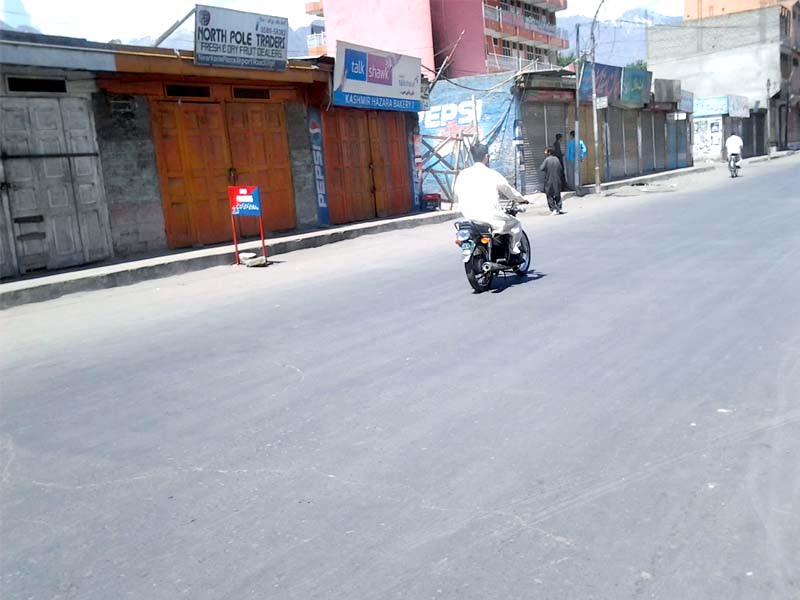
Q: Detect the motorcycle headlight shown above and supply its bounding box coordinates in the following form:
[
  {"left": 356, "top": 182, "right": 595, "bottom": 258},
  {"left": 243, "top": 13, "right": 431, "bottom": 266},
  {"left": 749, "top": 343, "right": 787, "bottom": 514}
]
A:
[{"left": 456, "top": 230, "right": 470, "bottom": 241}]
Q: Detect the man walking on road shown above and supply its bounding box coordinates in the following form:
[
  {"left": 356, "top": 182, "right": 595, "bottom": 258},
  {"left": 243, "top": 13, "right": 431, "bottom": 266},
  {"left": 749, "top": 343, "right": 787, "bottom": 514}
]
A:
[
  {"left": 565, "top": 130, "right": 587, "bottom": 191},
  {"left": 541, "top": 146, "right": 563, "bottom": 215},
  {"left": 552, "top": 133, "right": 567, "bottom": 188}
]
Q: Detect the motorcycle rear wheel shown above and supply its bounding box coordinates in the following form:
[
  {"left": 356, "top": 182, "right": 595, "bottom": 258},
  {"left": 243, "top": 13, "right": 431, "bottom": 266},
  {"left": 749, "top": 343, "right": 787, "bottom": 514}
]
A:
[{"left": 465, "top": 246, "right": 494, "bottom": 293}]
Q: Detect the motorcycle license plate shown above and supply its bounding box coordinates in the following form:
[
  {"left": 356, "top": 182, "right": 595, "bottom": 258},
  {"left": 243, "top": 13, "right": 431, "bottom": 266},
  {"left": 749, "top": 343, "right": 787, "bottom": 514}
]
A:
[{"left": 460, "top": 241, "right": 474, "bottom": 262}]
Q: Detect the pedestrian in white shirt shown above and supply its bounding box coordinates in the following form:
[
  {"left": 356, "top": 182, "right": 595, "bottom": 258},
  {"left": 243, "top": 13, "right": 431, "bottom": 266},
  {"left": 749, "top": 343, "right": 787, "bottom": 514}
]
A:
[
  {"left": 454, "top": 143, "right": 528, "bottom": 255},
  {"left": 726, "top": 133, "right": 744, "bottom": 164}
]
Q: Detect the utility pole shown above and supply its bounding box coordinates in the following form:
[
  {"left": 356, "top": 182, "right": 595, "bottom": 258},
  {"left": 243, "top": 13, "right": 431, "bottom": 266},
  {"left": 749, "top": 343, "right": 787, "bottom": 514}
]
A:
[
  {"left": 766, "top": 78, "right": 772, "bottom": 160},
  {"left": 573, "top": 23, "right": 582, "bottom": 195},
  {"left": 589, "top": 0, "right": 606, "bottom": 194}
]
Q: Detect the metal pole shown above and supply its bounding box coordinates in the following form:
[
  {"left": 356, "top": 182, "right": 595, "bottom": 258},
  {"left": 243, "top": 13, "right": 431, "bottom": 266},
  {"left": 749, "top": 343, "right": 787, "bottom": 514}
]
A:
[
  {"left": 153, "top": 8, "right": 196, "bottom": 47},
  {"left": 590, "top": 44, "right": 601, "bottom": 192},
  {"left": 589, "top": 0, "right": 606, "bottom": 193},
  {"left": 766, "top": 78, "right": 771, "bottom": 160},
  {"left": 573, "top": 23, "right": 582, "bottom": 194}
]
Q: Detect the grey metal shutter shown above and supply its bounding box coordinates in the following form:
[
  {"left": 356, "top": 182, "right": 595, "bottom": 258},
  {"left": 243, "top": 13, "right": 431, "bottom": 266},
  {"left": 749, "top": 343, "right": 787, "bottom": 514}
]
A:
[
  {"left": 522, "top": 102, "right": 546, "bottom": 193},
  {"left": 623, "top": 109, "right": 639, "bottom": 177},
  {"left": 653, "top": 112, "right": 667, "bottom": 170},
  {"left": 641, "top": 111, "right": 655, "bottom": 173},
  {"left": 676, "top": 119, "right": 689, "bottom": 167},
  {"left": 607, "top": 107, "right": 625, "bottom": 180}
]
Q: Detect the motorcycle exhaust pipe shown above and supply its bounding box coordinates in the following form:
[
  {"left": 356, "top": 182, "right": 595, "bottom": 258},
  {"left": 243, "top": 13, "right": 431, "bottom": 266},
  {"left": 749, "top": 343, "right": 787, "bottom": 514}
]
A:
[{"left": 482, "top": 262, "right": 506, "bottom": 273}]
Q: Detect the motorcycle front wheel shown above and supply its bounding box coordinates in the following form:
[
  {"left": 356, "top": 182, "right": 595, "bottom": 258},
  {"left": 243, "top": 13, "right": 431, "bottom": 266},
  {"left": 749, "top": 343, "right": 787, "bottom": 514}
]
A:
[
  {"left": 514, "top": 231, "right": 532, "bottom": 276},
  {"left": 465, "top": 245, "right": 494, "bottom": 293}
]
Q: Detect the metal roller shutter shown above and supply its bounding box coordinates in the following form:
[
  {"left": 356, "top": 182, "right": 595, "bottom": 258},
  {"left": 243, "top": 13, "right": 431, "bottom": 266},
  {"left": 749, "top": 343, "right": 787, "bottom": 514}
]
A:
[
  {"left": 522, "top": 102, "right": 569, "bottom": 193},
  {"left": 676, "top": 119, "right": 689, "bottom": 168},
  {"left": 653, "top": 112, "right": 667, "bottom": 170},
  {"left": 641, "top": 111, "right": 655, "bottom": 173},
  {"left": 623, "top": 109, "right": 639, "bottom": 177},
  {"left": 607, "top": 107, "right": 625, "bottom": 180},
  {"left": 522, "top": 102, "right": 546, "bottom": 193}
]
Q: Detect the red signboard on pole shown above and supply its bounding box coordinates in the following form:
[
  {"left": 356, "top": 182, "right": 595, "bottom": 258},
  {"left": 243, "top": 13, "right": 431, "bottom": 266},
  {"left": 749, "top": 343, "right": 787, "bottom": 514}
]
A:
[{"left": 228, "top": 186, "right": 267, "bottom": 265}]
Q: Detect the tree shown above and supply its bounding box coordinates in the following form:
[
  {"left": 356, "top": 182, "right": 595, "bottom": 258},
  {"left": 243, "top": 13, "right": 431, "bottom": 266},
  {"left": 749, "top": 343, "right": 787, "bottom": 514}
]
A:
[
  {"left": 558, "top": 52, "right": 577, "bottom": 67},
  {"left": 626, "top": 59, "right": 648, "bottom": 71}
]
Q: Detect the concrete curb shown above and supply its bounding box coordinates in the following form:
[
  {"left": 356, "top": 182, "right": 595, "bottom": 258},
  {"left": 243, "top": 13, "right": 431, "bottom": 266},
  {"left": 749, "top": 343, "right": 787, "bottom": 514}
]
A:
[
  {"left": 743, "top": 150, "right": 796, "bottom": 164},
  {"left": 595, "top": 165, "right": 716, "bottom": 192},
  {"left": 0, "top": 211, "right": 457, "bottom": 309}
]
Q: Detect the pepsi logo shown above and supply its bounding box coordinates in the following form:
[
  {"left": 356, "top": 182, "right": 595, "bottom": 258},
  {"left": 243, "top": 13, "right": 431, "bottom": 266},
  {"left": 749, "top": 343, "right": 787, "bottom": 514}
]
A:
[{"left": 308, "top": 120, "right": 321, "bottom": 136}]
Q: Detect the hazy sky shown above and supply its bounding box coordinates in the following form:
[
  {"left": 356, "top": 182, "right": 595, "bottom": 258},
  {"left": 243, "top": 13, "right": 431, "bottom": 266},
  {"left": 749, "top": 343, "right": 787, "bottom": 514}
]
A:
[
  {"left": 0, "top": 0, "right": 315, "bottom": 42},
  {"left": 1, "top": 0, "right": 682, "bottom": 43},
  {"left": 560, "top": 0, "right": 683, "bottom": 19}
]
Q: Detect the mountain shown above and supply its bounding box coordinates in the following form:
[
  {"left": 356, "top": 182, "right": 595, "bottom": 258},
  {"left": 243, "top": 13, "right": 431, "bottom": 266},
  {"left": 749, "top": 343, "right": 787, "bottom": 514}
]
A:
[
  {"left": 558, "top": 9, "right": 681, "bottom": 67},
  {"left": 125, "top": 25, "right": 312, "bottom": 57},
  {"left": 0, "top": 20, "right": 38, "bottom": 32}
]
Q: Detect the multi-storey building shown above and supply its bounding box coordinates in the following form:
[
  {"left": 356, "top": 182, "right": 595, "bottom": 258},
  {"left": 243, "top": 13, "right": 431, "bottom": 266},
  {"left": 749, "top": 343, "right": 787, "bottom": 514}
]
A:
[
  {"left": 685, "top": 0, "right": 789, "bottom": 19},
  {"left": 305, "top": 0, "right": 569, "bottom": 77},
  {"left": 649, "top": 1, "right": 800, "bottom": 150},
  {"left": 431, "top": 0, "right": 569, "bottom": 77},
  {"left": 303, "top": 0, "right": 435, "bottom": 71}
]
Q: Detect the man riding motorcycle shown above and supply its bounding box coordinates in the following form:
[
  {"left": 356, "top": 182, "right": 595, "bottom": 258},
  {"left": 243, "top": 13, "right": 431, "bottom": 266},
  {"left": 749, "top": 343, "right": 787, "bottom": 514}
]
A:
[{"left": 453, "top": 143, "right": 528, "bottom": 263}]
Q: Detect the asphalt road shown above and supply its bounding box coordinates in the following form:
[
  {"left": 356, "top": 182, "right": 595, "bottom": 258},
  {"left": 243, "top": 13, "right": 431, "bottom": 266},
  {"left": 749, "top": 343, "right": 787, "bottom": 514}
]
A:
[{"left": 2, "top": 157, "right": 799, "bottom": 600}]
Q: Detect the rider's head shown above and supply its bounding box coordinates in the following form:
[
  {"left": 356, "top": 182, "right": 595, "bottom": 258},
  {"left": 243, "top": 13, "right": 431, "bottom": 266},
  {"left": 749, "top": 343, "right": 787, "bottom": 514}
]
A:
[
  {"left": 569, "top": 130, "right": 576, "bottom": 139},
  {"left": 471, "top": 143, "right": 489, "bottom": 165},
  {"left": 544, "top": 146, "right": 553, "bottom": 156}
]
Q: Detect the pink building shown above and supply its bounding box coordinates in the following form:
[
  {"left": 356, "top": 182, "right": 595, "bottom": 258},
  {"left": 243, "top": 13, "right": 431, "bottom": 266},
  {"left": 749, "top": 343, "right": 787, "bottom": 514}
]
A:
[
  {"left": 306, "top": 0, "right": 569, "bottom": 78},
  {"left": 304, "top": 0, "right": 435, "bottom": 71}
]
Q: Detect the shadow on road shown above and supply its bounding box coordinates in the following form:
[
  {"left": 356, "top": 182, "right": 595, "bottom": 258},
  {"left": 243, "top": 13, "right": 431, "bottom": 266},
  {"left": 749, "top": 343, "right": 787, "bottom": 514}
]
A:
[{"left": 489, "top": 271, "right": 547, "bottom": 294}]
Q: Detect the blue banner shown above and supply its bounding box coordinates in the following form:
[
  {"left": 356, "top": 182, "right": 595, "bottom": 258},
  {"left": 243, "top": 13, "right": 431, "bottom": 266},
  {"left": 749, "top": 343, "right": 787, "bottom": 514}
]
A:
[
  {"left": 332, "top": 91, "right": 422, "bottom": 113},
  {"left": 307, "top": 107, "right": 330, "bottom": 226}
]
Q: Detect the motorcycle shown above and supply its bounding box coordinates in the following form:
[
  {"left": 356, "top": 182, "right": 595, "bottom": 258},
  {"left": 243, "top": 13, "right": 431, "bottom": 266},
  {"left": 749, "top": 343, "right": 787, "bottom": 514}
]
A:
[
  {"left": 728, "top": 154, "right": 740, "bottom": 178},
  {"left": 454, "top": 201, "right": 532, "bottom": 293}
]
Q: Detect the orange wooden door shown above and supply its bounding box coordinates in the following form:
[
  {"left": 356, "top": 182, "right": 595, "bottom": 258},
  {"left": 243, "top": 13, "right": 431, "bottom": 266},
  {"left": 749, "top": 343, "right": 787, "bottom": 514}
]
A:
[
  {"left": 181, "top": 103, "right": 231, "bottom": 245},
  {"left": 151, "top": 102, "right": 193, "bottom": 248},
  {"left": 369, "top": 111, "right": 412, "bottom": 218},
  {"left": 151, "top": 102, "right": 231, "bottom": 248},
  {"left": 226, "top": 103, "right": 296, "bottom": 234},
  {"left": 322, "top": 108, "right": 375, "bottom": 225}
]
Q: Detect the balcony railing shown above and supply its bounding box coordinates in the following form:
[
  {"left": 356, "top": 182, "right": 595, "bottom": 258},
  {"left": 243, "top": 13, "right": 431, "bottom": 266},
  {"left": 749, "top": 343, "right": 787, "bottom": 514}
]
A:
[
  {"left": 484, "top": 3, "right": 569, "bottom": 46},
  {"left": 307, "top": 32, "right": 326, "bottom": 48},
  {"left": 486, "top": 53, "right": 557, "bottom": 73}
]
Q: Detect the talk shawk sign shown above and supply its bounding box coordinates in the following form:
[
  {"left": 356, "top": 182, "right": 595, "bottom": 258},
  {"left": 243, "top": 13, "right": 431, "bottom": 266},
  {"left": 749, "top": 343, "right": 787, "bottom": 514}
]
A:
[
  {"left": 195, "top": 5, "right": 288, "bottom": 71},
  {"left": 333, "top": 41, "right": 422, "bottom": 112}
]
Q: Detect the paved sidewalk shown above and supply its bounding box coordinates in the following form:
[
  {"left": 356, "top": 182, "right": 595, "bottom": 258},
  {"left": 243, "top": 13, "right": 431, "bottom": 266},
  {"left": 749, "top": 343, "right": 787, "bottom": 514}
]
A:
[
  {"left": 2, "top": 151, "right": 795, "bottom": 309},
  {"left": 0, "top": 211, "right": 456, "bottom": 309}
]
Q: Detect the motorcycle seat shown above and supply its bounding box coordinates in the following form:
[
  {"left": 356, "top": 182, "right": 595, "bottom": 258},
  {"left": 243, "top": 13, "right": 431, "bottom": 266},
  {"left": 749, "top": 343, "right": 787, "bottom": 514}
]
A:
[{"left": 456, "top": 220, "right": 493, "bottom": 235}]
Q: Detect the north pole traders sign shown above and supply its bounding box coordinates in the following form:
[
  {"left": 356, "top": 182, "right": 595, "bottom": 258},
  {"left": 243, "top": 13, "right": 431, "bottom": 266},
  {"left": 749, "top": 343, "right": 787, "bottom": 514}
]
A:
[
  {"left": 228, "top": 186, "right": 262, "bottom": 216},
  {"left": 195, "top": 5, "right": 287, "bottom": 71},
  {"left": 333, "top": 41, "right": 422, "bottom": 112}
]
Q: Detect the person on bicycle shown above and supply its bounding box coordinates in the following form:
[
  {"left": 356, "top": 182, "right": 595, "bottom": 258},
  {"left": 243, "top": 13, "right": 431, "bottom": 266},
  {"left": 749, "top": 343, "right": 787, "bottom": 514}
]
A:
[{"left": 726, "top": 133, "right": 744, "bottom": 166}]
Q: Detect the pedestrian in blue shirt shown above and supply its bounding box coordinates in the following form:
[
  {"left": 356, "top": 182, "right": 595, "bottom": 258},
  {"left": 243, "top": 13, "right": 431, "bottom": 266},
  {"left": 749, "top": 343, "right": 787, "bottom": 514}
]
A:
[{"left": 565, "top": 130, "right": 587, "bottom": 191}]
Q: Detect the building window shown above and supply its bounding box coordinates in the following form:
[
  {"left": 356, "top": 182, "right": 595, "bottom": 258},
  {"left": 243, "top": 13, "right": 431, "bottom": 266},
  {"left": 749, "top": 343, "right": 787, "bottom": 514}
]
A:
[
  {"left": 165, "top": 84, "right": 211, "bottom": 97},
  {"left": 781, "top": 53, "right": 791, "bottom": 78},
  {"left": 7, "top": 77, "right": 67, "bottom": 93},
  {"left": 526, "top": 45, "right": 535, "bottom": 61},
  {"left": 500, "top": 0, "right": 510, "bottom": 12},
  {"left": 232, "top": 88, "right": 270, "bottom": 99},
  {"left": 535, "top": 47, "right": 547, "bottom": 62},
  {"left": 502, "top": 40, "right": 512, "bottom": 57},
  {"left": 524, "top": 3, "right": 533, "bottom": 18}
]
